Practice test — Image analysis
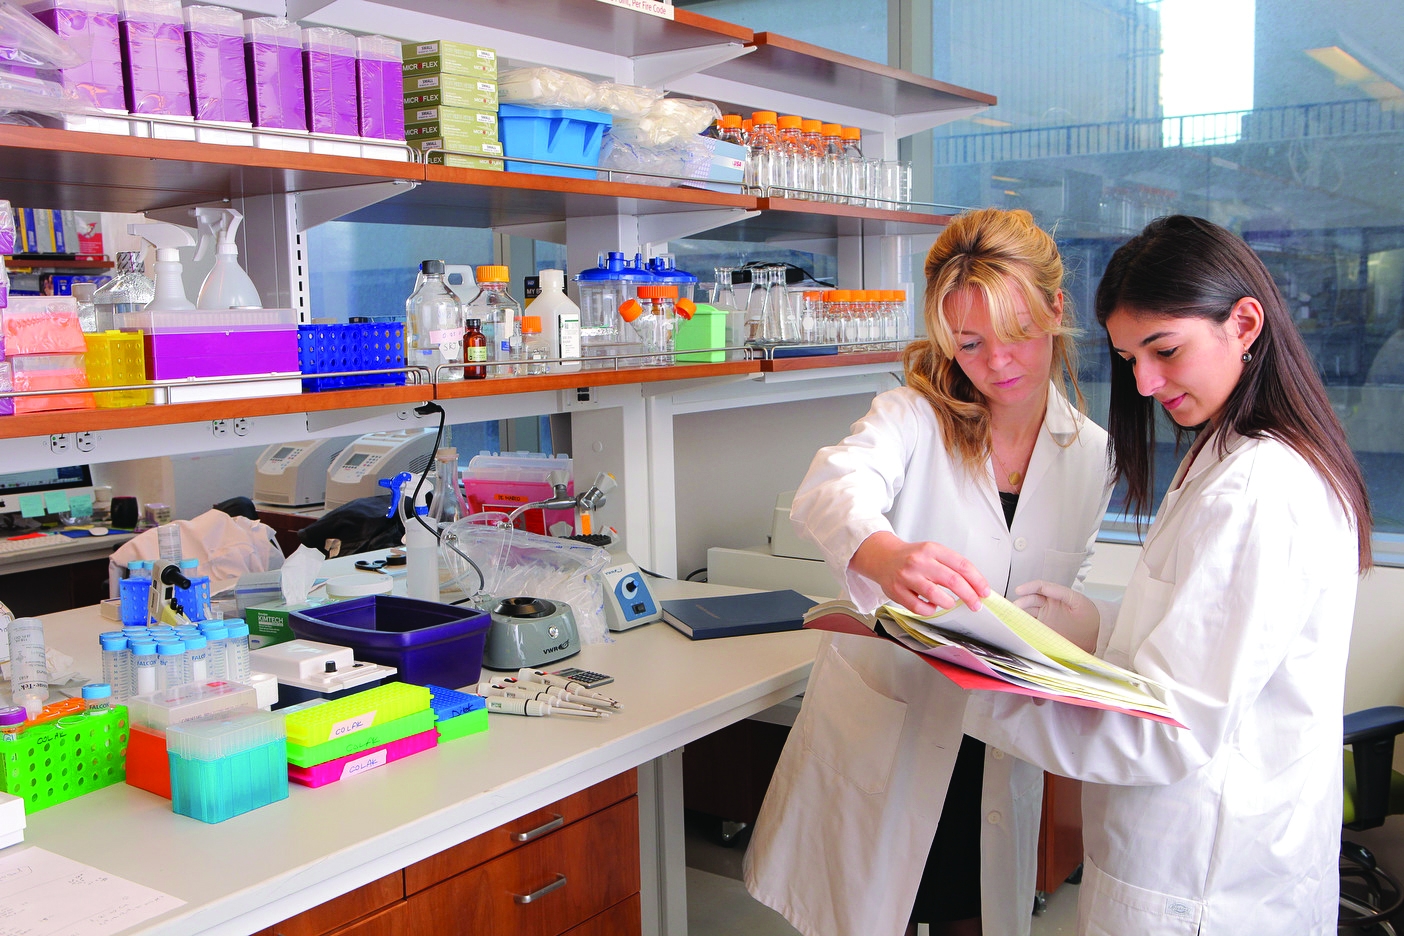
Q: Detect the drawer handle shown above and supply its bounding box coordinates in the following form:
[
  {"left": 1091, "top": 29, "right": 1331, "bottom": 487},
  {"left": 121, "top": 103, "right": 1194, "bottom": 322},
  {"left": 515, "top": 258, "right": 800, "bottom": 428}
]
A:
[
  {"left": 512, "top": 873, "right": 567, "bottom": 905},
  {"left": 510, "top": 813, "right": 564, "bottom": 843}
]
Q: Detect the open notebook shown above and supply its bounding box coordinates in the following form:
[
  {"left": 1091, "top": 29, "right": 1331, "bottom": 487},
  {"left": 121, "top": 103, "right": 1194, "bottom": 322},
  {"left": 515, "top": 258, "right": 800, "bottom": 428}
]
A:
[{"left": 804, "top": 593, "right": 1181, "bottom": 726}]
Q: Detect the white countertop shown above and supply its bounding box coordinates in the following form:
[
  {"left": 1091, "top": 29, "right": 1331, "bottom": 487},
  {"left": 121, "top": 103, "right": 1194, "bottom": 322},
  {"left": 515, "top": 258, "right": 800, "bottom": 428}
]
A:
[{"left": 19, "top": 576, "right": 822, "bottom": 936}]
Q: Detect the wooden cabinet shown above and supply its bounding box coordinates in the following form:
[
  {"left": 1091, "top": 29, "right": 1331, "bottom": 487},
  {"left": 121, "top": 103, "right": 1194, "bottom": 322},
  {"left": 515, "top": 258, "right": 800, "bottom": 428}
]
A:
[
  {"left": 1036, "top": 772, "right": 1083, "bottom": 894},
  {"left": 260, "top": 770, "right": 640, "bottom": 936}
]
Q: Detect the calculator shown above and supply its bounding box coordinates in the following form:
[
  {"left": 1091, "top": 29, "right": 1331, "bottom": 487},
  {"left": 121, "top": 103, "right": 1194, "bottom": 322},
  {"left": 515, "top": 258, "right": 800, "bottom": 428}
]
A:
[{"left": 551, "top": 667, "right": 614, "bottom": 688}]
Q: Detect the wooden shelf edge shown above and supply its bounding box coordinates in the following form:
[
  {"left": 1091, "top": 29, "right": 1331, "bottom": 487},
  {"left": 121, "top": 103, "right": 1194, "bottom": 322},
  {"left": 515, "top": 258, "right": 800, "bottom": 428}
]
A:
[
  {"left": 673, "top": 8, "right": 752, "bottom": 43},
  {"left": 757, "top": 197, "right": 953, "bottom": 226},
  {"left": 422, "top": 165, "right": 756, "bottom": 209},
  {"left": 750, "top": 32, "right": 998, "bottom": 106},
  {"left": 433, "top": 360, "right": 760, "bottom": 398},
  {"left": 761, "top": 350, "right": 903, "bottom": 371},
  {"left": 0, "top": 385, "right": 431, "bottom": 439}
]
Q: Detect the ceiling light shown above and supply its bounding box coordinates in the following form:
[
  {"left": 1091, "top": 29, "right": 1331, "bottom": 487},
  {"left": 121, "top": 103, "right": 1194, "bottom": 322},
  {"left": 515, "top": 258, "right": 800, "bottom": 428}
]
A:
[
  {"left": 972, "top": 116, "right": 1013, "bottom": 128},
  {"left": 1305, "top": 46, "right": 1374, "bottom": 84}
]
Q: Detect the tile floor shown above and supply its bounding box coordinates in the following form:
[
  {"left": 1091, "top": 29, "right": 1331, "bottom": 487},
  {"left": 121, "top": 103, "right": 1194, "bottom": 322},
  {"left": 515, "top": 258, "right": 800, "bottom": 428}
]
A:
[{"left": 684, "top": 814, "right": 1079, "bottom": 936}]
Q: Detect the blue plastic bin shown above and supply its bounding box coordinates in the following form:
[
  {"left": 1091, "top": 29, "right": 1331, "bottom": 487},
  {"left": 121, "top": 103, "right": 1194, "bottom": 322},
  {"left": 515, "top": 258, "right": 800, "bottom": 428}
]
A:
[
  {"left": 289, "top": 596, "right": 491, "bottom": 689},
  {"left": 298, "top": 322, "right": 407, "bottom": 391},
  {"left": 498, "top": 103, "right": 612, "bottom": 179}
]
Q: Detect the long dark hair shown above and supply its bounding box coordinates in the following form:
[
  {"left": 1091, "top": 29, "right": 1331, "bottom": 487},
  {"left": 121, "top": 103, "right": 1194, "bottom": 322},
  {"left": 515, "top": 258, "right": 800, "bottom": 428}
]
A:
[{"left": 1095, "top": 215, "right": 1372, "bottom": 570}]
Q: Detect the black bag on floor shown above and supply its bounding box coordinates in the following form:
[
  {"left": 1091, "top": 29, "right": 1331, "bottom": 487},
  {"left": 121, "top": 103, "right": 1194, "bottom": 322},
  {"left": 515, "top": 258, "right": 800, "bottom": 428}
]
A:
[{"left": 298, "top": 495, "right": 404, "bottom": 558}]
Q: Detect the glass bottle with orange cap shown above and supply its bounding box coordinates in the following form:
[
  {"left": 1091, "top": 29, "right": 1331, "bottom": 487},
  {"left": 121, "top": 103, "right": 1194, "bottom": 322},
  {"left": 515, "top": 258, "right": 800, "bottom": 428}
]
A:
[
  {"left": 746, "top": 111, "right": 781, "bottom": 194},
  {"left": 467, "top": 265, "right": 523, "bottom": 375},
  {"left": 619, "top": 284, "right": 696, "bottom": 366},
  {"left": 776, "top": 115, "right": 805, "bottom": 197},
  {"left": 840, "top": 127, "right": 865, "bottom": 205}
]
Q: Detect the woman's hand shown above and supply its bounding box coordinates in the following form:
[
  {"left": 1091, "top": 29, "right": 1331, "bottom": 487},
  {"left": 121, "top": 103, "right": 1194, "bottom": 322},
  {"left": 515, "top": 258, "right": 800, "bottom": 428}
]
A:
[
  {"left": 1013, "top": 580, "right": 1100, "bottom": 652},
  {"left": 850, "top": 531, "right": 990, "bottom": 614}
]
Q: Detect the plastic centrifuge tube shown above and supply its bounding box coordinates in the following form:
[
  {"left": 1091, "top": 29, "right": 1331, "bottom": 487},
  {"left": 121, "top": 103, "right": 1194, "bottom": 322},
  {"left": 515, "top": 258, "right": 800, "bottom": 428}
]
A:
[
  {"left": 100, "top": 634, "right": 130, "bottom": 700},
  {"left": 7, "top": 616, "right": 49, "bottom": 719},
  {"left": 224, "top": 622, "right": 252, "bottom": 682},
  {"left": 201, "top": 624, "right": 229, "bottom": 680},
  {"left": 130, "top": 638, "right": 159, "bottom": 697},
  {"left": 184, "top": 635, "right": 209, "bottom": 683},
  {"left": 81, "top": 683, "right": 112, "bottom": 714},
  {"left": 155, "top": 639, "right": 186, "bottom": 691}
]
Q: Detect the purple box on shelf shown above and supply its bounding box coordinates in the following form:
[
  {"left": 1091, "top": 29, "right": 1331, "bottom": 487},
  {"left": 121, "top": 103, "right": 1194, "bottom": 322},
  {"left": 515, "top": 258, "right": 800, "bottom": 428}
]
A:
[
  {"left": 244, "top": 17, "right": 305, "bottom": 131},
  {"left": 26, "top": 0, "right": 126, "bottom": 110},
  {"left": 119, "top": 308, "right": 298, "bottom": 379},
  {"left": 302, "top": 27, "right": 357, "bottom": 137},
  {"left": 290, "top": 596, "right": 491, "bottom": 690},
  {"left": 183, "top": 4, "right": 249, "bottom": 123},
  {"left": 297, "top": 322, "right": 406, "bottom": 391},
  {"left": 118, "top": 0, "right": 192, "bottom": 116},
  {"left": 0, "top": 360, "right": 12, "bottom": 417},
  {"left": 355, "top": 35, "right": 402, "bottom": 141}
]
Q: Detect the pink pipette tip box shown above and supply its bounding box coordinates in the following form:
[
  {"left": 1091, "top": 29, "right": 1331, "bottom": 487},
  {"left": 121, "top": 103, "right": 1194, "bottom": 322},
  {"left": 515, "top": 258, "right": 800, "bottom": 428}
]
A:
[{"left": 287, "top": 727, "right": 436, "bottom": 788}]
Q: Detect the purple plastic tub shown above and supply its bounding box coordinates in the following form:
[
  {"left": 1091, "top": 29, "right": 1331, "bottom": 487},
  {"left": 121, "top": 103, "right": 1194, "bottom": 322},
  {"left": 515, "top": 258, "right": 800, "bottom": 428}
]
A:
[
  {"left": 355, "top": 34, "right": 402, "bottom": 140},
  {"left": 145, "top": 329, "right": 298, "bottom": 379},
  {"left": 184, "top": 5, "right": 249, "bottom": 122},
  {"left": 290, "top": 596, "right": 491, "bottom": 690},
  {"left": 244, "top": 17, "right": 306, "bottom": 131},
  {"left": 302, "top": 27, "right": 357, "bottom": 136},
  {"left": 118, "top": 0, "right": 191, "bottom": 116},
  {"left": 30, "top": 0, "right": 126, "bottom": 110}
]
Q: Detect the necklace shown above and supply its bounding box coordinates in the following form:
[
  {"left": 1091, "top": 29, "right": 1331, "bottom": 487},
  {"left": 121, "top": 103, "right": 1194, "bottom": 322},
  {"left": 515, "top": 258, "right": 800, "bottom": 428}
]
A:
[{"left": 991, "top": 444, "right": 1027, "bottom": 489}]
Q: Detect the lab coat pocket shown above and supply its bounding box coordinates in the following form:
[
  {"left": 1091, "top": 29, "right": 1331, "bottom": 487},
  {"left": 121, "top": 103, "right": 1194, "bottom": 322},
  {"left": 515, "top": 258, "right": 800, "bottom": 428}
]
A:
[
  {"left": 1079, "top": 855, "right": 1203, "bottom": 936},
  {"left": 801, "top": 643, "right": 908, "bottom": 795},
  {"left": 1040, "top": 548, "right": 1085, "bottom": 587},
  {"left": 1103, "top": 574, "right": 1175, "bottom": 670}
]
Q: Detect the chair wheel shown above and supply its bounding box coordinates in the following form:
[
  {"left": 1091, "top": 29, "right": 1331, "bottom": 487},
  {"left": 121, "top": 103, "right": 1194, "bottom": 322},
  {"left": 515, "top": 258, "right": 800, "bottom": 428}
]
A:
[{"left": 1033, "top": 891, "right": 1047, "bottom": 915}]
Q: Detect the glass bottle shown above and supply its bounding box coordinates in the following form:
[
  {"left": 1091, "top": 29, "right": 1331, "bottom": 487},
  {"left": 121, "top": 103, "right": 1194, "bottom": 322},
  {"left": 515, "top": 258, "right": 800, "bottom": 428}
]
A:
[
  {"left": 745, "top": 111, "right": 781, "bottom": 195},
  {"left": 428, "top": 447, "right": 470, "bottom": 530},
  {"left": 744, "top": 266, "right": 772, "bottom": 342},
  {"left": 776, "top": 115, "right": 805, "bottom": 198},
  {"left": 800, "top": 119, "right": 825, "bottom": 198},
  {"left": 73, "top": 281, "right": 98, "bottom": 332},
  {"left": 820, "top": 123, "right": 845, "bottom": 202},
  {"left": 464, "top": 317, "right": 487, "bottom": 379},
  {"left": 405, "top": 259, "right": 465, "bottom": 381},
  {"left": 840, "top": 127, "right": 865, "bottom": 205},
  {"left": 91, "top": 251, "right": 155, "bottom": 329},
  {"left": 520, "top": 315, "right": 549, "bottom": 375},
  {"left": 718, "top": 113, "right": 746, "bottom": 147},
  {"left": 468, "top": 266, "right": 522, "bottom": 375}
]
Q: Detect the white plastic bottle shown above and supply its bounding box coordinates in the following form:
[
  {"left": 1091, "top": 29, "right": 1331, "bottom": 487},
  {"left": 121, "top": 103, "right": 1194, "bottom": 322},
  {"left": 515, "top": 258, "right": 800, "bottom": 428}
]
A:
[
  {"left": 528, "top": 269, "right": 582, "bottom": 372},
  {"left": 403, "top": 482, "right": 439, "bottom": 601},
  {"left": 192, "top": 207, "right": 263, "bottom": 309},
  {"left": 8, "top": 617, "right": 49, "bottom": 719},
  {"left": 128, "top": 221, "right": 197, "bottom": 311}
]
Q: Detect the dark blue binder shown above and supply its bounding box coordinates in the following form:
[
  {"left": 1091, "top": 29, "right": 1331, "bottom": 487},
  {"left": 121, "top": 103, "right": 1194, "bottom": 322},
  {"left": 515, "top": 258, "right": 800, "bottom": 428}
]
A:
[{"left": 661, "top": 589, "right": 816, "bottom": 639}]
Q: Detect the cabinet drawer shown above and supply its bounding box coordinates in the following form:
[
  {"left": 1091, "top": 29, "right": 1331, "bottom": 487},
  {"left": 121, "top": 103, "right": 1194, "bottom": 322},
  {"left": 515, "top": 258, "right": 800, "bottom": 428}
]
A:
[
  {"left": 561, "top": 894, "right": 641, "bottom": 936},
  {"left": 405, "top": 796, "right": 640, "bottom": 936},
  {"left": 275, "top": 872, "right": 404, "bottom": 936},
  {"left": 405, "top": 768, "right": 637, "bottom": 893},
  {"left": 323, "top": 901, "right": 410, "bottom": 936}
]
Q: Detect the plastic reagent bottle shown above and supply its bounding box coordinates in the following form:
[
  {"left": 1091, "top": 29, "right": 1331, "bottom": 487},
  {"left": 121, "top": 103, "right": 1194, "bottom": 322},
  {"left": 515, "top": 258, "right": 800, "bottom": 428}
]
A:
[
  {"left": 91, "top": 251, "right": 155, "bottom": 329},
  {"left": 81, "top": 683, "right": 112, "bottom": 714},
  {"left": 469, "top": 266, "right": 522, "bottom": 372},
  {"left": 130, "top": 638, "right": 159, "bottom": 696},
  {"left": 0, "top": 706, "right": 25, "bottom": 737},
  {"left": 192, "top": 207, "right": 263, "bottom": 309},
  {"left": 128, "top": 221, "right": 198, "bottom": 311},
  {"left": 100, "top": 634, "right": 130, "bottom": 700},
  {"left": 530, "top": 269, "right": 582, "bottom": 372},
  {"left": 405, "top": 259, "right": 465, "bottom": 380},
  {"left": 8, "top": 617, "right": 50, "bottom": 720}
]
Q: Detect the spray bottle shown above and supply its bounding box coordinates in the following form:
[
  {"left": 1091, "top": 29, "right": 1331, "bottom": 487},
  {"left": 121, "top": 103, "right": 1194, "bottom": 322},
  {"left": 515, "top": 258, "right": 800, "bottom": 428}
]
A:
[
  {"left": 128, "top": 221, "right": 197, "bottom": 311},
  {"left": 192, "top": 208, "right": 263, "bottom": 309},
  {"left": 380, "top": 471, "right": 438, "bottom": 602}
]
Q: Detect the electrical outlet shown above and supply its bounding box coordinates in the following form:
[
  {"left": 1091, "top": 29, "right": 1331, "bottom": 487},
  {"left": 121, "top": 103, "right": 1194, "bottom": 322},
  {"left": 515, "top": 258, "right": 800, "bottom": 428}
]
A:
[
  {"left": 232, "top": 418, "right": 251, "bottom": 436},
  {"left": 560, "top": 387, "right": 597, "bottom": 409},
  {"left": 211, "top": 419, "right": 230, "bottom": 437},
  {"left": 48, "top": 433, "right": 71, "bottom": 454},
  {"left": 74, "top": 432, "right": 96, "bottom": 453}
]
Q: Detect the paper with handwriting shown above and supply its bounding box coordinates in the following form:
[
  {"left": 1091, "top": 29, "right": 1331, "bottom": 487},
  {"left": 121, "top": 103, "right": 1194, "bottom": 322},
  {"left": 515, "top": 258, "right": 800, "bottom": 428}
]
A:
[{"left": 0, "top": 847, "right": 184, "bottom": 936}]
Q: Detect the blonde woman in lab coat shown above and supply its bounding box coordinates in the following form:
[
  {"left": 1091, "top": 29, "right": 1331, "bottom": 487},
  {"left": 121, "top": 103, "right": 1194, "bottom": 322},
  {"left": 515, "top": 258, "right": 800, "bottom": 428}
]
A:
[
  {"left": 967, "top": 215, "right": 1373, "bottom": 935},
  {"left": 744, "top": 208, "right": 1113, "bottom": 936}
]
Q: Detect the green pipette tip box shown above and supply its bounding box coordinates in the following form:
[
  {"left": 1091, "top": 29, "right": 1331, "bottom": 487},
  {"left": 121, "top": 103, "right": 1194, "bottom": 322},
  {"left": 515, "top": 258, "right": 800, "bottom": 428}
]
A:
[
  {"left": 435, "top": 708, "right": 489, "bottom": 743},
  {"left": 286, "top": 708, "right": 437, "bottom": 768},
  {"left": 282, "top": 683, "right": 431, "bottom": 748}
]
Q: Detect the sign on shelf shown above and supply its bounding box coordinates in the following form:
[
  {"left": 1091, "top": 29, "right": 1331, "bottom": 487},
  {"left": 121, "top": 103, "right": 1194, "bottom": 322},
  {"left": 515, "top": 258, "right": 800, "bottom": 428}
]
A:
[{"left": 594, "top": 0, "right": 675, "bottom": 20}]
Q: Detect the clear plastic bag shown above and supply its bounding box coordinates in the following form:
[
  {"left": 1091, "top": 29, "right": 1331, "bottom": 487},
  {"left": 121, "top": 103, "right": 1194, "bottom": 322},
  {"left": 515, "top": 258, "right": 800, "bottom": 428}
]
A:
[
  {"left": 439, "top": 514, "right": 612, "bottom": 646},
  {"left": 0, "top": 1, "right": 88, "bottom": 70},
  {"left": 498, "top": 66, "right": 600, "bottom": 109},
  {"left": 611, "top": 96, "right": 720, "bottom": 147},
  {"left": 0, "top": 65, "right": 90, "bottom": 115}
]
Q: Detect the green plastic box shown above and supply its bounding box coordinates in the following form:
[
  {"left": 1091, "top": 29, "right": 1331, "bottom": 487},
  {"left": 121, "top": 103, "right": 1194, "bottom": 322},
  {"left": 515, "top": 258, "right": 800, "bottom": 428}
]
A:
[
  {"left": 402, "top": 74, "right": 498, "bottom": 111},
  {"left": 286, "top": 708, "right": 437, "bottom": 768},
  {"left": 435, "top": 708, "right": 489, "bottom": 742},
  {"left": 405, "top": 105, "right": 498, "bottom": 136},
  {"left": 675, "top": 303, "right": 730, "bottom": 362},
  {"left": 412, "top": 136, "right": 504, "bottom": 158},
  {"left": 425, "top": 151, "right": 504, "bottom": 171}
]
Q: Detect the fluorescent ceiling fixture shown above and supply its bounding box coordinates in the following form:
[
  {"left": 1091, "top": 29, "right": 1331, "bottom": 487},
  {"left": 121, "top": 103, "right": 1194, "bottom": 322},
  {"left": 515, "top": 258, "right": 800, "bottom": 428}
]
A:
[
  {"left": 972, "top": 116, "right": 1012, "bottom": 127},
  {"left": 1003, "top": 190, "right": 1019, "bottom": 196},
  {"left": 991, "top": 175, "right": 1021, "bottom": 182},
  {"left": 1306, "top": 46, "right": 1374, "bottom": 84}
]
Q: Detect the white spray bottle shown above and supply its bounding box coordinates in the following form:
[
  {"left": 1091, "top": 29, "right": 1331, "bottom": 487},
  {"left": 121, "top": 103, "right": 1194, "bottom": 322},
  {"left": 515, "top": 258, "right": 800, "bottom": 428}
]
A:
[
  {"left": 380, "top": 470, "right": 438, "bottom": 602},
  {"left": 192, "top": 208, "right": 262, "bottom": 310},
  {"left": 128, "top": 221, "right": 197, "bottom": 311}
]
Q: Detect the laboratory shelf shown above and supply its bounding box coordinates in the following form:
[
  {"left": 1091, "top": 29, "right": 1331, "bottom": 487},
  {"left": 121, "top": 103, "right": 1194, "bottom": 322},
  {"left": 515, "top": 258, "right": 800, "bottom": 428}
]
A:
[
  {"left": 0, "top": 126, "right": 419, "bottom": 215},
  {"left": 5, "top": 257, "right": 112, "bottom": 270},
  {"left": 760, "top": 350, "right": 904, "bottom": 372},
  {"left": 707, "top": 32, "right": 995, "bottom": 119},
  {"left": 0, "top": 384, "right": 431, "bottom": 440}
]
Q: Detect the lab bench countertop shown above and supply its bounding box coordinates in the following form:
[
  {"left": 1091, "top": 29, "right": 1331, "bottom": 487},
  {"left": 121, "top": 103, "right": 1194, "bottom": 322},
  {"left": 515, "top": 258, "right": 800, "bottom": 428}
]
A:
[{"left": 17, "top": 577, "right": 823, "bottom": 936}]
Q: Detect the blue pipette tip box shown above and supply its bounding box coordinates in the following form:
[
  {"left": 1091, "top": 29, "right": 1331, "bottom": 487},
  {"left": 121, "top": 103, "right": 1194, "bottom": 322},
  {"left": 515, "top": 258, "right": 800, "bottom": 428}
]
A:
[
  {"left": 167, "top": 708, "right": 288, "bottom": 824},
  {"left": 425, "top": 684, "right": 485, "bottom": 721}
]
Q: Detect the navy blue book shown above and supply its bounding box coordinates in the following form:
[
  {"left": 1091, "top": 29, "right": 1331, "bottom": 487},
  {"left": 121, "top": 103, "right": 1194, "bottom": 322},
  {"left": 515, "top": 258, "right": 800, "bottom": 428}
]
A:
[{"left": 661, "top": 589, "right": 816, "bottom": 639}]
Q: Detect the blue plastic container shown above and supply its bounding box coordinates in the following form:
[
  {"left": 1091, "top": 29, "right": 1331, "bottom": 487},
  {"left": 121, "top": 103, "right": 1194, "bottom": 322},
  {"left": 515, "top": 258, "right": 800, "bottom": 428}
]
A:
[
  {"left": 289, "top": 596, "right": 491, "bottom": 689},
  {"left": 167, "top": 709, "right": 288, "bottom": 824},
  {"left": 425, "top": 684, "right": 486, "bottom": 721},
  {"left": 498, "top": 103, "right": 611, "bottom": 179},
  {"left": 298, "top": 322, "right": 407, "bottom": 391},
  {"left": 119, "top": 576, "right": 149, "bottom": 626}
]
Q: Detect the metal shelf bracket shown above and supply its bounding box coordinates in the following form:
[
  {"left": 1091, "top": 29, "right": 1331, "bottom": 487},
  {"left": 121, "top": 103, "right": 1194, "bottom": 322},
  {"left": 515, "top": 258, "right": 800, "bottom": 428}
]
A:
[
  {"left": 631, "top": 43, "right": 754, "bottom": 88},
  {"left": 638, "top": 207, "right": 759, "bottom": 254},
  {"left": 295, "top": 179, "right": 421, "bottom": 232}
]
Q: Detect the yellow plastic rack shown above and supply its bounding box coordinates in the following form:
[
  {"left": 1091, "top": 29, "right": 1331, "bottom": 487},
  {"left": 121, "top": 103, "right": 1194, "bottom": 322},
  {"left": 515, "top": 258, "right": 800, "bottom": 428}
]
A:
[{"left": 282, "top": 683, "right": 431, "bottom": 747}]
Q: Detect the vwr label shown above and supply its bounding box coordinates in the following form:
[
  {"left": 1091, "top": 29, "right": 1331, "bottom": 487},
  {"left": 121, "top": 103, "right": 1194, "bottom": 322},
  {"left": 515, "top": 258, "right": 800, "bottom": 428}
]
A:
[
  {"left": 342, "top": 749, "right": 389, "bottom": 780},
  {"left": 329, "top": 711, "right": 376, "bottom": 741}
]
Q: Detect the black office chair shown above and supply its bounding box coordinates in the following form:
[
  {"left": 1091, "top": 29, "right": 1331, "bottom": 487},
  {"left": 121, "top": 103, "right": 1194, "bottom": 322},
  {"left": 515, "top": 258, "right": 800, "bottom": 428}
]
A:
[{"left": 1341, "top": 706, "right": 1404, "bottom": 932}]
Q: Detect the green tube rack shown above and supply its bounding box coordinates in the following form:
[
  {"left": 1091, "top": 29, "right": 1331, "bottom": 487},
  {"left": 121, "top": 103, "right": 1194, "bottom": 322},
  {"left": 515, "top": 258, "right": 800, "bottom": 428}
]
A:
[
  {"left": 282, "top": 683, "right": 431, "bottom": 748},
  {"left": 0, "top": 707, "right": 129, "bottom": 812},
  {"left": 286, "top": 709, "right": 437, "bottom": 768}
]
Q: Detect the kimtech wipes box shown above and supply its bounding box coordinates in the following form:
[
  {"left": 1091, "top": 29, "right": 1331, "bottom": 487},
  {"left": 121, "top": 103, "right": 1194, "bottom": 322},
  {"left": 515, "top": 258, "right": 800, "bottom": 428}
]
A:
[{"left": 400, "top": 40, "right": 497, "bottom": 80}]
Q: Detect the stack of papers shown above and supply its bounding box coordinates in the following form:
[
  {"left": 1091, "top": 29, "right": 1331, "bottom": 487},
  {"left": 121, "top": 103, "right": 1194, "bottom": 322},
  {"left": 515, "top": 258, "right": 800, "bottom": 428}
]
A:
[{"left": 805, "top": 594, "right": 1177, "bottom": 724}]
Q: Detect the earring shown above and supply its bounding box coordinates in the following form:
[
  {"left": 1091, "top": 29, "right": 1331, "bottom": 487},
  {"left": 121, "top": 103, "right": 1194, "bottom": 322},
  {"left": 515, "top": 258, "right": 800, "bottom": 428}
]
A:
[{"left": 1241, "top": 351, "right": 1253, "bottom": 364}]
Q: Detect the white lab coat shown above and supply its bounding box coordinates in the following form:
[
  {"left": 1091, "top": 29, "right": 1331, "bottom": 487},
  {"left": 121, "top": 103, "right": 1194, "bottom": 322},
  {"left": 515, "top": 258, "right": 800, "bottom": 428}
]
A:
[
  {"left": 964, "top": 431, "right": 1360, "bottom": 935},
  {"left": 744, "top": 385, "right": 1113, "bottom": 936}
]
